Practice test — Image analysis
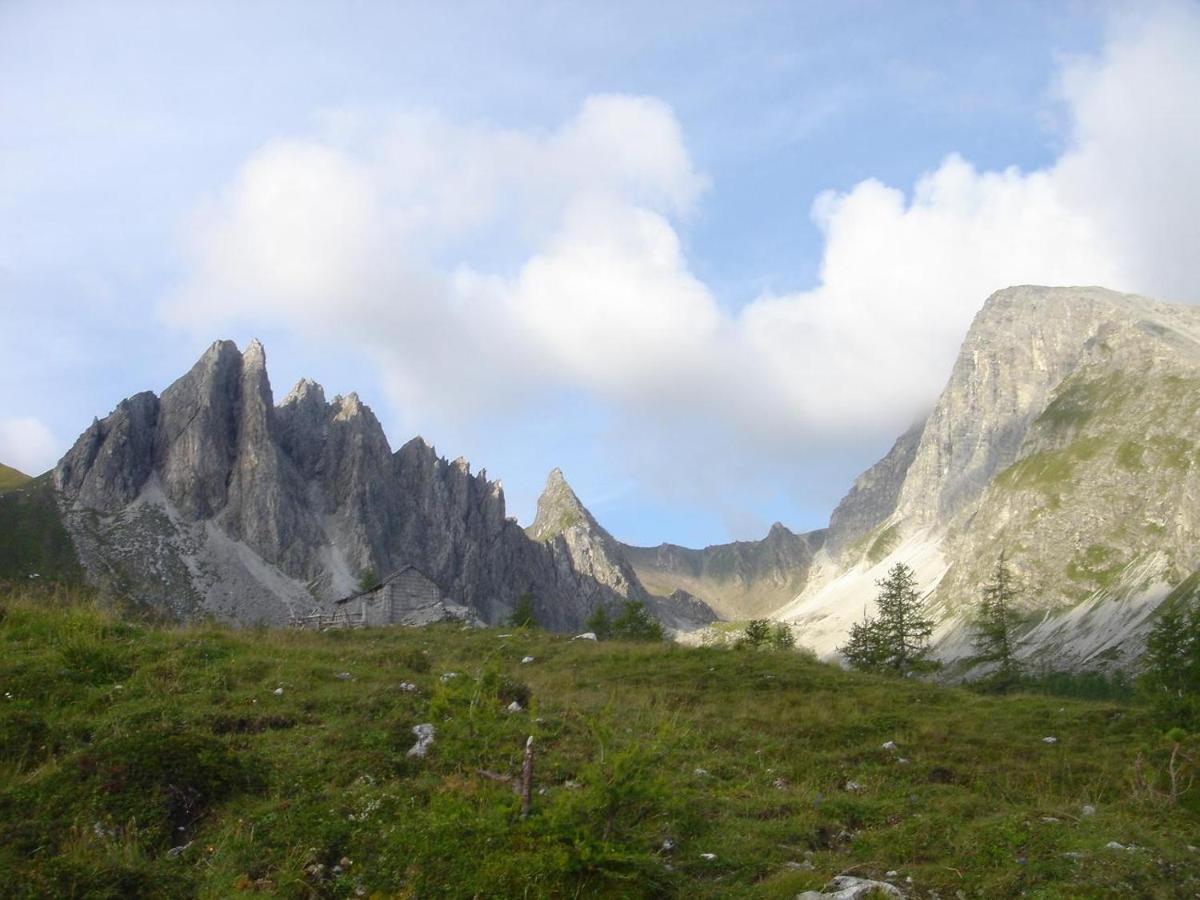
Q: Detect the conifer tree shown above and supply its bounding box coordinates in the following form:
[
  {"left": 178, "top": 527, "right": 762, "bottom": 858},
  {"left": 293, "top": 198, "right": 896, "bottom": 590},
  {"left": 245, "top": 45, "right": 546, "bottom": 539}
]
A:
[
  {"left": 839, "top": 562, "right": 936, "bottom": 675},
  {"left": 972, "top": 552, "right": 1024, "bottom": 689}
]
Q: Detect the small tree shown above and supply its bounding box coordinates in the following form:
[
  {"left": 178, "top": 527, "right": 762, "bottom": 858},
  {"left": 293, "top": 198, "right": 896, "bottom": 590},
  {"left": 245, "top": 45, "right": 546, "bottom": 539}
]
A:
[
  {"left": 972, "top": 553, "right": 1024, "bottom": 690},
  {"left": 840, "top": 562, "right": 936, "bottom": 675},
  {"left": 357, "top": 568, "right": 381, "bottom": 592},
  {"left": 741, "top": 619, "right": 772, "bottom": 649},
  {"left": 509, "top": 592, "right": 538, "bottom": 629},
  {"left": 768, "top": 622, "right": 796, "bottom": 650},
  {"left": 609, "top": 600, "right": 664, "bottom": 642},
  {"left": 1139, "top": 598, "right": 1200, "bottom": 728},
  {"left": 585, "top": 604, "right": 612, "bottom": 639},
  {"left": 839, "top": 612, "right": 889, "bottom": 672}
]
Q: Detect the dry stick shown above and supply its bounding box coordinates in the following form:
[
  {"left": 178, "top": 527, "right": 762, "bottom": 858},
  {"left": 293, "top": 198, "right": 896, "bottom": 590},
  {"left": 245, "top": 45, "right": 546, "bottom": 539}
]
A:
[{"left": 520, "top": 735, "right": 535, "bottom": 819}]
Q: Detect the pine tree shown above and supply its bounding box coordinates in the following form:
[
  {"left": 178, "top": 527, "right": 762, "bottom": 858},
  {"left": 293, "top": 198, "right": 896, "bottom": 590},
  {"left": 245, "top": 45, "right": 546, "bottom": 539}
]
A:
[
  {"left": 874, "top": 562, "right": 936, "bottom": 674},
  {"left": 839, "top": 612, "right": 889, "bottom": 672},
  {"left": 972, "top": 553, "right": 1024, "bottom": 690},
  {"left": 840, "top": 562, "right": 936, "bottom": 675},
  {"left": 1139, "top": 599, "right": 1200, "bottom": 727}
]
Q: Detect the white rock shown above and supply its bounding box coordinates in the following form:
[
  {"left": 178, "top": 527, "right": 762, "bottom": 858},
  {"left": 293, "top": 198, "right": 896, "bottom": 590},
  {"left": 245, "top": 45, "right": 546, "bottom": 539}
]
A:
[
  {"left": 272, "top": 687, "right": 284, "bottom": 695},
  {"left": 700, "top": 852, "right": 716, "bottom": 860},
  {"left": 798, "top": 875, "right": 904, "bottom": 899},
  {"left": 440, "top": 672, "right": 460, "bottom": 682},
  {"left": 1041, "top": 736, "right": 1058, "bottom": 744},
  {"left": 881, "top": 741, "right": 897, "bottom": 751},
  {"left": 694, "top": 768, "right": 709, "bottom": 777},
  {"left": 572, "top": 632, "right": 598, "bottom": 641},
  {"left": 398, "top": 682, "right": 418, "bottom": 692},
  {"left": 506, "top": 701, "right": 523, "bottom": 713},
  {"left": 521, "top": 656, "right": 535, "bottom": 664},
  {"left": 1040, "top": 817, "right": 1060, "bottom": 824},
  {"left": 406, "top": 723, "right": 435, "bottom": 758},
  {"left": 843, "top": 780, "right": 862, "bottom": 793},
  {"left": 1081, "top": 804, "right": 1096, "bottom": 816},
  {"left": 897, "top": 758, "right": 910, "bottom": 765},
  {"left": 1105, "top": 841, "right": 1126, "bottom": 850},
  {"left": 885, "top": 869, "right": 899, "bottom": 877}
]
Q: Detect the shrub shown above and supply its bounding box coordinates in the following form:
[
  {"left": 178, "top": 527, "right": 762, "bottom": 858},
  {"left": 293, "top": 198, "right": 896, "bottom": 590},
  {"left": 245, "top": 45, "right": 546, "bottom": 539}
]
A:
[
  {"left": 508, "top": 592, "right": 538, "bottom": 628},
  {"left": 608, "top": 601, "right": 664, "bottom": 642}
]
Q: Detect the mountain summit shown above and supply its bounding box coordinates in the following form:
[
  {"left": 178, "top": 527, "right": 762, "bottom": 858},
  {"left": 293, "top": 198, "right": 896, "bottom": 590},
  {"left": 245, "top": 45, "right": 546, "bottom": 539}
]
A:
[{"left": 775, "top": 285, "right": 1200, "bottom": 670}]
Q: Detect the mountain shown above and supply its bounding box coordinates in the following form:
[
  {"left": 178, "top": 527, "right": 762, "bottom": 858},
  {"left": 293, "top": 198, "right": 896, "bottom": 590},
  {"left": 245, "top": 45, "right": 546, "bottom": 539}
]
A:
[
  {"left": 619, "top": 523, "right": 825, "bottom": 619},
  {"left": 43, "top": 339, "right": 711, "bottom": 631},
  {"left": 0, "top": 463, "right": 31, "bottom": 493},
  {"left": 774, "top": 285, "right": 1200, "bottom": 671},
  {"left": 527, "top": 468, "right": 718, "bottom": 633}
]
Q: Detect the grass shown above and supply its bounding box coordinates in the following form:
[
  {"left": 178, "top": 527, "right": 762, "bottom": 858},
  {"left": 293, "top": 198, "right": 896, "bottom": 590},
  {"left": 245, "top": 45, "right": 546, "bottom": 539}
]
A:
[
  {"left": 0, "top": 463, "right": 31, "bottom": 493},
  {"left": 0, "top": 474, "right": 84, "bottom": 583},
  {"left": 0, "top": 584, "right": 1197, "bottom": 898}
]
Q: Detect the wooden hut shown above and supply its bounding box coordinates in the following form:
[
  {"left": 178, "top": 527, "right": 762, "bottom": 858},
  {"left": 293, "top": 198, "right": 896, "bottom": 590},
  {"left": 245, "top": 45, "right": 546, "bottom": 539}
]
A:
[{"left": 332, "top": 565, "right": 445, "bottom": 628}]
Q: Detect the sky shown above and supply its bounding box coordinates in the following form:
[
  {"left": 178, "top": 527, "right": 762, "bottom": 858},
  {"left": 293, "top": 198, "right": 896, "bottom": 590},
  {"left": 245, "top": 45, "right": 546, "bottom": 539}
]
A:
[{"left": 2, "top": 1, "right": 1199, "bottom": 547}]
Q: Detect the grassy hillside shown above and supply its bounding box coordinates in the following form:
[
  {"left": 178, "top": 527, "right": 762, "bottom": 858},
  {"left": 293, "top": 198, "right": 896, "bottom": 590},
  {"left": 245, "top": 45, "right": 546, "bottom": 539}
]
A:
[
  {"left": 0, "top": 462, "right": 31, "bottom": 493},
  {"left": 0, "top": 585, "right": 1196, "bottom": 899},
  {"left": 0, "top": 474, "right": 83, "bottom": 583}
]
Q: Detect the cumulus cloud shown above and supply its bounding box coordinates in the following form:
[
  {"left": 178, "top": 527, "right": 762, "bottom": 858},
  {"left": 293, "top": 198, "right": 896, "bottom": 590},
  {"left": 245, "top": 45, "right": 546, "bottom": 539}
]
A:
[
  {"left": 164, "top": 5, "right": 1200, "bottom": 492},
  {"left": 0, "top": 417, "right": 59, "bottom": 475}
]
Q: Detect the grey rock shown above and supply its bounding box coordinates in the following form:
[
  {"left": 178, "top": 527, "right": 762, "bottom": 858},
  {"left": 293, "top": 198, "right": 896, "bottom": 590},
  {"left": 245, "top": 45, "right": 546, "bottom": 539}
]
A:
[
  {"left": 798, "top": 875, "right": 904, "bottom": 899},
  {"left": 406, "top": 723, "right": 435, "bottom": 758}
]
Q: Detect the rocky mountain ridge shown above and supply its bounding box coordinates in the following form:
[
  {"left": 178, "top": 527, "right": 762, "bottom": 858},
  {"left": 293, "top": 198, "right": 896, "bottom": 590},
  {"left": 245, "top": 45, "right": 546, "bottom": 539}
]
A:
[
  {"left": 46, "top": 340, "right": 715, "bottom": 632},
  {"left": 618, "top": 523, "right": 825, "bottom": 619}
]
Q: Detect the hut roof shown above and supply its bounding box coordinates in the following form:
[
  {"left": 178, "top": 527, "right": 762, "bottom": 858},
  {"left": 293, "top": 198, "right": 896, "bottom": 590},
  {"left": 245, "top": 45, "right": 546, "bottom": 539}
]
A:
[{"left": 334, "top": 564, "right": 432, "bottom": 605}]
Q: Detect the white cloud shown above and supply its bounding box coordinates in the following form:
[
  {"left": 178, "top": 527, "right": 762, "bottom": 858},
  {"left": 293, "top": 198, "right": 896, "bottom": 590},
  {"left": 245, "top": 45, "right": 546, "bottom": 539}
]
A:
[
  {"left": 164, "top": 4, "right": 1200, "bottom": 492},
  {"left": 0, "top": 417, "right": 58, "bottom": 476}
]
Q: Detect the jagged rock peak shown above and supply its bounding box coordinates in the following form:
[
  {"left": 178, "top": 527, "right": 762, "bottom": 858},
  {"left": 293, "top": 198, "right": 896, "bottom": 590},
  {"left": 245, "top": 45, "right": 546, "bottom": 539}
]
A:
[
  {"left": 527, "top": 468, "right": 600, "bottom": 542},
  {"left": 281, "top": 377, "right": 326, "bottom": 407}
]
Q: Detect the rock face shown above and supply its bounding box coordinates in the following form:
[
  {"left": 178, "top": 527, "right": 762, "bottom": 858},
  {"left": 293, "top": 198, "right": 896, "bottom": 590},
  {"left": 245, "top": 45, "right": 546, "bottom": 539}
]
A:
[
  {"left": 619, "top": 523, "right": 825, "bottom": 619},
  {"left": 50, "top": 340, "right": 712, "bottom": 631},
  {"left": 527, "top": 469, "right": 718, "bottom": 634},
  {"left": 775, "top": 286, "right": 1200, "bottom": 671}
]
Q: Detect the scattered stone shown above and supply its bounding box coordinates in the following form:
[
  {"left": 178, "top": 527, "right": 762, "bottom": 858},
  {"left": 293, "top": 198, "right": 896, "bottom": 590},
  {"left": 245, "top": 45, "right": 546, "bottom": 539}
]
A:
[
  {"left": 440, "top": 672, "right": 460, "bottom": 682},
  {"left": 885, "top": 870, "right": 899, "bottom": 877},
  {"left": 1040, "top": 817, "right": 1061, "bottom": 824},
  {"left": 272, "top": 687, "right": 284, "bottom": 695},
  {"left": 694, "top": 768, "right": 709, "bottom": 777},
  {"left": 661, "top": 838, "right": 675, "bottom": 852},
  {"left": 1081, "top": 804, "right": 1096, "bottom": 816},
  {"left": 797, "top": 875, "right": 904, "bottom": 899},
  {"left": 506, "top": 701, "right": 523, "bottom": 713},
  {"left": 334, "top": 672, "right": 352, "bottom": 680},
  {"left": 784, "top": 859, "right": 815, "bottom": 871},
  {"left": 398, "top": 682, "right": 418, "bottom": 692},
  {"left": 897, "top": 758, "right": 910, "bottom": 765},
  {"left": 406, "top": 723, "right": 436, "bottom": 758},
  {"left": 166, "top": 842, "right": 192, "bottom": 859},
  {"left": 700, "top": 852, "right": 716, "bottom": 861},
  {"left": 339, "top": 857, "right": 352, "bottom": 868},
  {"left": 572, "top": 632, "right": 597, "bottom": 641},
  {"left": 881, "top": 741, "right": 898, "bottom": 751},
  {"left": 521, "top": 656, "right": 535, "bottom": 664},
  {"left": 563, "top": 780, "right": 580, "bottom": 790},
  {"left": 843, "top": 780, "right": 863, "bottom": 793},
  {"left": 1041, "top": 736, "right": 1058, "bottom": 744},
  {"left": 773, "top": 777, "right": 789, "bottom": 790},
  {"left": 1105, "top": 841, "right": 1126, "bottom": 850}
]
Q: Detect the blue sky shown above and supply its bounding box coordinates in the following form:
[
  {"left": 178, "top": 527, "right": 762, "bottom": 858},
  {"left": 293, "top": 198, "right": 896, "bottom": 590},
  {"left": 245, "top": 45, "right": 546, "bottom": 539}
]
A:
[{"left": 2, "top": 1, "right": 1198, "bottom": 547}]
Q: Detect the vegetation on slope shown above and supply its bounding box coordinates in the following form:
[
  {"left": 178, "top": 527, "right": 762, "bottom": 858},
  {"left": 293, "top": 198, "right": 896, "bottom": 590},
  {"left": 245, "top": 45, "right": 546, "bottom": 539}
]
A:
[
  {"left": 0, "top": 474, "right": 83, "bottom": 583},
  {"left": 0, "top": 583, "right": 1197, "bottom": 898},
  {"left": 0, "top": 462, "right": 32, "bottom": 493}
]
